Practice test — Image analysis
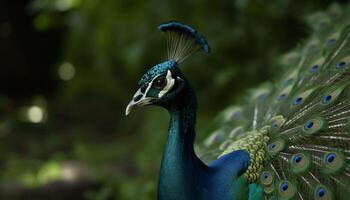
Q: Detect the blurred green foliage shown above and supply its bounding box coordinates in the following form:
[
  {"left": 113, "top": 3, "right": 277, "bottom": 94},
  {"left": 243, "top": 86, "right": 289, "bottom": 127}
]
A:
[{"left": 1, "top": 0, "right": 347, "bottom": 199}]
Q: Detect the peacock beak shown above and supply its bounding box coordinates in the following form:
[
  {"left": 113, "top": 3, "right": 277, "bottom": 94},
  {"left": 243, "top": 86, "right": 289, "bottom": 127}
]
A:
[
  {"left": 125, "top": 87, "right": 153, "bottom": 116},
  {"left": 125, "top": 100, "right": 137, "bottom": 116}
]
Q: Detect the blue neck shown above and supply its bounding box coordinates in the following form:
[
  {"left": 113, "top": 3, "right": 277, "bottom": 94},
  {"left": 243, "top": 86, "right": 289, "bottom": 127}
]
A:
[
  {"left": 156, "top": 84, "right": 252, "bottom": 200},
  {"left": 158, "top": 86, "right": 205, "bottom": 199}
]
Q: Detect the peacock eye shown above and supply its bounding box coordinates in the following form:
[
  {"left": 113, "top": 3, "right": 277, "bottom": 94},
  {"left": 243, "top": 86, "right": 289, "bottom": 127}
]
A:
[{"left": 153, "top": 75, "right": 167, "bottom": 89}]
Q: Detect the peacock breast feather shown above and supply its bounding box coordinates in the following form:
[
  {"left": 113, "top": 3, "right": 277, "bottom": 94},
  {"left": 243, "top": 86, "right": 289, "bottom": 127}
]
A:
[{"left": 220, "top": 127, "right": 270, "bottom": 183}]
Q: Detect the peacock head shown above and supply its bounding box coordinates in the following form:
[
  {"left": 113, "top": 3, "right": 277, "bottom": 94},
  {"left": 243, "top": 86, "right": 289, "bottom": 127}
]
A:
[
  {"left": 125, "top": 21, "right": 210, "bottom": 115},
  {"left": 125, "top": 60, "right": 188, "bottom": 115}
]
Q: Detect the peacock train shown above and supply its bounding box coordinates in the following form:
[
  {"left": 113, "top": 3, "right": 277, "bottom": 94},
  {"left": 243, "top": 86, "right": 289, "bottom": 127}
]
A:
[{"left": 126, "top": 4, "right": 350, "bottom": 200}]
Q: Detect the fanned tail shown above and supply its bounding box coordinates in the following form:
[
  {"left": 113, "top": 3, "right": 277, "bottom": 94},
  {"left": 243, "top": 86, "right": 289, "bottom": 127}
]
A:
[{"left": 199, "top": 4, "right": 350, "bottom": 199}]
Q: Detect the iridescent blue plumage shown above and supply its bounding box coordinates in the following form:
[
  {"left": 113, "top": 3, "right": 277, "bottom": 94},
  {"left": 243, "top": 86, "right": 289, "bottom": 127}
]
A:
[
  {"left": 127, "top": 4, "right": 350, "bottom": 200},
  {"left": 139, "top": 60, "right": 177, "bottom": 85}
]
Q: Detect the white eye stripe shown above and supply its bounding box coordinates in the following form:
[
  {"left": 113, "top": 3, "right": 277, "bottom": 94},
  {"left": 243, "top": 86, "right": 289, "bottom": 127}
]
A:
[
  {"left": 158, "top": 70, "right": 175, "bottom": 98},
  {"left": 144, "top": 82, "right": 152, "bottom": 97}
]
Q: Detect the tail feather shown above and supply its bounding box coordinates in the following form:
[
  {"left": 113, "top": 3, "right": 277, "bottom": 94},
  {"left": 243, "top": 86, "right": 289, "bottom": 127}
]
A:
[{"left": 199, "top": 4, "right": 350, "bottom": 199}]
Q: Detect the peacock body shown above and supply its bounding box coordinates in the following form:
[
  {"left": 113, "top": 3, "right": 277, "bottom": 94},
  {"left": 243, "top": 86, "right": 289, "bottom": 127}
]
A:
[{"left": 126, "top": 4, "right": 350, "bottom": 200}]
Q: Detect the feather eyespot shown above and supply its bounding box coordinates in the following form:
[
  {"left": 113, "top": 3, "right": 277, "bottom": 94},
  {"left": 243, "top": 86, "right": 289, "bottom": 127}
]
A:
[
  {"left": 335, "top": 61, "right": 347, "bottom": 69},
  {"left": 269, "top": 143, "right": 276, "bottom": 149},
  {"left": 277, "top": 181, "right": 296, "bottom": 199},
  {"left": 322, "top": 95, "right": 332, "bottom": 104},
  {"left": 204, "top": 130, "right": 223, "bottom": 147},
  {"left": 230, "top": 111, "right": 241, "bottom": 120},
  {"left": 269, "top": 115, "right": 285, "bottom": 134},
  {"left": 267, "top": 139, "right": 285, "bottom": 155},
  {"left": 309, "top": 64, "right": 319, "bottom": 73},
  {"left": 314, "top": 185, "right": 333, "bottom": 200},
  {"left": 229, "top": 126, "right": 243, "bottom": 139},
  {"left": 321, "top": 85, "right": 346, "bottom": 106},
  {"left": 271, "top": 123, "right": 278, "bottom": 128},
  {"left": 322, "top": 151, "right": 346, "bottom": 174},
  {"left": 316, "top": 187, "right": 325, "bottom": 198},
  {"left": 291, "top": 89, "right": 313, "bottom": 107},
  {"left": 278, "top": 86, "right": 293, "bottom": 102},
  {"left": 263, "top": 174, "right": 268, "bottom": 179},
  {"left": 326, "top": 38, "right": 336, "bottom": 46},
  {"left": 304, "top": 121, "right": 314, "bottom": 129},
  {"left": 279, "top": 94, "right": 286, "bottom": 101},
  {"left": 292, "top": 97, "right": 303, "bottom": 105},
  {"left": 280, "top": 182, "right": 289, "bottom": 191},
  {"left": 293, "top": 155, "right": 302, "bottom": 163},
  {"left": 260, "top": 171, "right": 274, "bottom": 185},
  {"left": 302, "top": 117, "right": 325, "bottom": 136},
  {"left": 290, "top": 153, "right": 310, "bottom": 173},
  {"left": 219, "top": 140, "right": 232, "bottom": 151},
  {"left": 224, "top": 107, "right": 242, "bottom": 122},
  {"left": 213, "top": 133, "right": 221, "bottom": 141},
  {"left": 326, "top": 154, "right": 335, "bottom": 163}
]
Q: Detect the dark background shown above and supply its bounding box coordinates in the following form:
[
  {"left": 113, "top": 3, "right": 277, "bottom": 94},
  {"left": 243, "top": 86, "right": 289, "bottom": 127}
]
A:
[{"left": 0, "top": 0, "right": 347, "bottom": 199}]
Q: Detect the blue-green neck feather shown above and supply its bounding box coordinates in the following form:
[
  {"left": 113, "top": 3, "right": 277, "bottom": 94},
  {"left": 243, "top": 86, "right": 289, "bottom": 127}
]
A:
[
  {"left": 157, "top": 82, "right": 255, "bottom": 200},
  {"left": 158, "top": 85, "right": 202, "bottom": 199}
]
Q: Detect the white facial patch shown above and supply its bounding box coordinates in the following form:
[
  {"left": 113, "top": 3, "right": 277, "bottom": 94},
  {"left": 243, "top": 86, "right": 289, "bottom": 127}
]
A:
[
  {"left": 158, "top": 70, "right": 175, "bottom": 98},
  {"left": 132, "top": 82, "right": 152, "bottom": 104}
]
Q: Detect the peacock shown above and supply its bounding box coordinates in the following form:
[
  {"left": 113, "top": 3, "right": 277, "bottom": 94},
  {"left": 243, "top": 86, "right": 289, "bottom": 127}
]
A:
[{"left": 126, "top": 4, "right": 350, "bottom": 200}]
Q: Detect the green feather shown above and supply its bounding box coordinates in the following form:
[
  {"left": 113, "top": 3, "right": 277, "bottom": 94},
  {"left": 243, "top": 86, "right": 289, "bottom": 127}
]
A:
[{"left": 199, "top": 4, "right": 350, "bottom": 199}]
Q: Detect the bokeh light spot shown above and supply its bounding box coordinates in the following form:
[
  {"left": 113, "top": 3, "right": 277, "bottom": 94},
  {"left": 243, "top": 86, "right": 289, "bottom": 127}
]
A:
[
  {"left": 58, "top": 62, "right": 75, "bottom": 81},
  {"left": 55, "top": 0, "right": 81, "bottom": 11},
  {"left": 27, "top": 106, "right": 44, "bottom": 123}
]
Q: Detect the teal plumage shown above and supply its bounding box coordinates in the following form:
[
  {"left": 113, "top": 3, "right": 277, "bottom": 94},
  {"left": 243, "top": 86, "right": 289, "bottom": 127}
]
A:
[
  {"left": 126, "top": 4, "right": 350, "bottom": 200},
  {"left": 202, "top": 4, "right": 350, "bottom": 199}
]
